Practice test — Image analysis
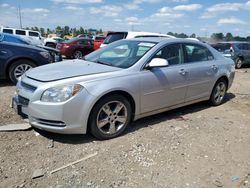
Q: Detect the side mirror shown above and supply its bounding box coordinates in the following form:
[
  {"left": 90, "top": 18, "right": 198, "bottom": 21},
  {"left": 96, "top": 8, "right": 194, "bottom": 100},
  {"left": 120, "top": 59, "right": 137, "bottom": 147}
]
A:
[{"left": 147, "top": 58, "right": 169, "bottom": 69}]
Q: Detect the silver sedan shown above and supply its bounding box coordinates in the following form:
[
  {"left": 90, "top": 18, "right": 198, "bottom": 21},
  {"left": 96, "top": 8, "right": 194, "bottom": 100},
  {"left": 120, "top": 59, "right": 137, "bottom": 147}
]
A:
[{"left": 13, "top": 38, "right": 235, "bottom": 139}]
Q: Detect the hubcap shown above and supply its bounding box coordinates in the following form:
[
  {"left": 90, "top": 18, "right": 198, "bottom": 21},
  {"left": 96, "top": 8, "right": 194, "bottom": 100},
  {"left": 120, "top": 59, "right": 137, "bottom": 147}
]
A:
[
  {"left": 214, "top": 82, "right": 226, "bottom": 104},
  {"left": 14, "top": 64, "right": 32, "bottom": 80},
  {"left": 74, "top": 51, "right": 82, "bottom": 59},
  {"left": 97, "top": 101, "right": 128, "bottom": 135}
]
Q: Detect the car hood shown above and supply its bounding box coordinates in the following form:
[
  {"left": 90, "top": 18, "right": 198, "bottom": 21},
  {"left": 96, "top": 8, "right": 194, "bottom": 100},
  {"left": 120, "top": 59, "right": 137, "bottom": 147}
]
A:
[{"left": 26, "top": 59, "right": 122, "bottom": 82}]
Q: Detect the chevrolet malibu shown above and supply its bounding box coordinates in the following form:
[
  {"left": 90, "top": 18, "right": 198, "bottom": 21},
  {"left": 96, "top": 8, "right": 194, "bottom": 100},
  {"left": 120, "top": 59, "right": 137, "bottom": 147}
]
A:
[{"left": 13, "top": 38, "right": 235, "bottom": 139}]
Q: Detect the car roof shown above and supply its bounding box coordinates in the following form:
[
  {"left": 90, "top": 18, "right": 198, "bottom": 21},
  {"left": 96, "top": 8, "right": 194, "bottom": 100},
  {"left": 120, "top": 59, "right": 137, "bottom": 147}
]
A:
[
  {"left": 127, "top": 37, "right": 203, "bottom": 44},
  {"left": 213, "top": 41, "right": 250, "bottom": 44},
  {"left": 107, "top": 31, "right": 175, "bottom": 38}
]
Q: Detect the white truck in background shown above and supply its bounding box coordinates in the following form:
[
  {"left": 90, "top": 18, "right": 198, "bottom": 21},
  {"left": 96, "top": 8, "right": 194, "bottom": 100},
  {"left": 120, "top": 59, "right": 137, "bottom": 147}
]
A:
[{"left": 0, "top": 26, "right": 44, "bottom": 46}]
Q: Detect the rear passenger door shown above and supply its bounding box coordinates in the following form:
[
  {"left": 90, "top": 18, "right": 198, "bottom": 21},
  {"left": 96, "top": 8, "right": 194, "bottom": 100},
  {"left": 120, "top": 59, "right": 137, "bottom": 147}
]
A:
[{"left": 183, "top": 43, "right": 217, "bottom": 102}]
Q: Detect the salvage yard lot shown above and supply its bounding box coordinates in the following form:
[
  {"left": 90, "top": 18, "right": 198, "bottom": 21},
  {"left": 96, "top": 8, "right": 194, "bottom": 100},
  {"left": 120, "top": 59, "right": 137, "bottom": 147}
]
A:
[{"left": 0, "top": 69, "right": 250, "bottom": 187}]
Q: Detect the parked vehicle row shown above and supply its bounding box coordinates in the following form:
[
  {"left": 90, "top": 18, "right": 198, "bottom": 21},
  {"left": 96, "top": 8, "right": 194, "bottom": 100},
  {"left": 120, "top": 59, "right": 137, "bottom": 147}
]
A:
[
  {"left": 13, "top": 37, "right": 235, "bottom": 139},
  {"left": 211, "top": 42, "right": 250, "bottom": 69}
]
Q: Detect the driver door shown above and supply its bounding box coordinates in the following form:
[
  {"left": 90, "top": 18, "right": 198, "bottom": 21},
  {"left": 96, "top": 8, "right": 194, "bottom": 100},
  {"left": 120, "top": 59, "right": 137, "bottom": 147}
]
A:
[{"left": 140, "top": 43, "right": 188, "bottom": 113}]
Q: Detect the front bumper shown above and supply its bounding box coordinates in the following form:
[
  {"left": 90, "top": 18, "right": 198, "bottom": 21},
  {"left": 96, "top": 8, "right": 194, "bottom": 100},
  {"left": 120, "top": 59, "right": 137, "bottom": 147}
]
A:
[{"left": 12, "top": 79, "right": 96, "bottom": 134}]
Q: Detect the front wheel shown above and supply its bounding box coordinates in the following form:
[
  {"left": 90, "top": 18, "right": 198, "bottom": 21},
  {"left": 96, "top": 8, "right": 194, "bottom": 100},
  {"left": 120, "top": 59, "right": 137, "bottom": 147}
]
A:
[
  {"left": 9, "top": 60, "right": 36, "bottom": 84},
  {"left": 209, "top": 79, "right": 227, "bottom": 106},
  {"left": 89, "top": 95, "right": 132, "bottom": 140}
]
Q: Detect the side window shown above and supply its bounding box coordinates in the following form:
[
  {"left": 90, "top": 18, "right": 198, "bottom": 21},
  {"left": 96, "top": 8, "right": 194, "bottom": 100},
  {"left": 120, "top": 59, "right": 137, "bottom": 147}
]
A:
[
  {"left": 246, "top": 44, "right": 250, "bottom": 50},
  {"left": 137, "top": 46, "right": 150, "bottom": 56},
  {"left": 184, "top": 44, "right": 214, "bottom": 63},
  {"left": 152, "top": 44, "right": 183, "bottom": 66},
  {"left": 78, "top": 40, "right": 91, "bottom": 45},
  {"left": 16, "top": 30, "right": 26, "bottom": 35},
  {"left": 29, "top": 31, "right": 39, "bottom": 37},
  {"left": 3, "top": 29, "right": 13, "bottom": 34}
]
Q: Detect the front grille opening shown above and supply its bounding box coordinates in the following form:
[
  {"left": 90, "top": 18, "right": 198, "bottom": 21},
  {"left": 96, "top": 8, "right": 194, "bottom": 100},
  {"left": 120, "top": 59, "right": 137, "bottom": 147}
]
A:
[
  {"left": 33, "top": 118, "right": 66, "bottom": 127},
  {"left": 20, "top": 81, "right": 37, "bottom": 92},
  {"left": 18, "top": 95, "right": 29, "bottom": 106}
]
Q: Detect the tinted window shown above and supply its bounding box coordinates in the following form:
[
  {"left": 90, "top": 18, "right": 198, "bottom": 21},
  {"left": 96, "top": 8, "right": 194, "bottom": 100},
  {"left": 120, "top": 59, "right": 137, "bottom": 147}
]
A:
[
  {"left": 152, "top": 44, "right": 183, "bottom": 65},
  {"left": 237, "top": 43, "right": 250, "bottom": 50},
  {"left": 184, "top": 44, "right": 214, "bottom": 63},
  {"left": 103, "top": 33, "right": 127, "bottom": 44},
  {"left": 29, "top": 31, "right": 39, "bottom": 37},
  {"left": 95, "top": 36, "right": 105, "bottom": 41},
  {"left": 3, "top": 29, "right": 13, "bottom": 34},
  {"left": 212, "top": 43, "right": 231, "bottom": 52},
  {"left": 16, "top": 30, "right": 26, "bottom": 35},
  {"left": 78, "top": 40, "right": 90, "bottom": 45}
]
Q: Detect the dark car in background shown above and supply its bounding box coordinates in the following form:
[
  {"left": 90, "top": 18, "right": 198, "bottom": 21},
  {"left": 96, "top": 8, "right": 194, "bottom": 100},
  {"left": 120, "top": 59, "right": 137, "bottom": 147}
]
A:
[
  {"left": 56, "top": 38, "right": 94, "bottom": 59},
  {"left": 211, "top": 42, "right": 250, "bottom": 68},
  {"left": 0, "top": 33, "right": 62, "bottom": 62},
  {"left": 93, "top": 35, "right": 106, "bottom": 50},
  {"left": 0, "top": 37, "right": 52, "bottom": 83}
]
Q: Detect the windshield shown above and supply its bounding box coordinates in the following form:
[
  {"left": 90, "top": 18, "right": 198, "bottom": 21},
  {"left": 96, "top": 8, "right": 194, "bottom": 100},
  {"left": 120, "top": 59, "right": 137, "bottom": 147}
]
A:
[
  {"left": 64, "top": 38, "right": 78, "bottom": 43},
  {"left": 84, "top": 40, "right": 156, "bottom": 69}
]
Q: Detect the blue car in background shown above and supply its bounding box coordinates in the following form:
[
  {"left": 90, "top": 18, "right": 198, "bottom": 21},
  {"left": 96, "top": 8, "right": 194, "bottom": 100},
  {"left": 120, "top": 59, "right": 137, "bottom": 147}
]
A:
[
  {"left": 0, "top": 33, "right": 55, "bottom": 83},
  {"left": 0, "top": 33, "right": 62, "bottom": 63}
]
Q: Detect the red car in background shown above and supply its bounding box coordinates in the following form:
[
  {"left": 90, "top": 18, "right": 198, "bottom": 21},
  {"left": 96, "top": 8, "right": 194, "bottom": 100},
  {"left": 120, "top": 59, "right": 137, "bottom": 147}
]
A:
[
  {"left": 93, "top": 36, "right": 106, "bottom": 50},
  {"left": 56, "top": 38, "right": 94, "bottom": 59}
]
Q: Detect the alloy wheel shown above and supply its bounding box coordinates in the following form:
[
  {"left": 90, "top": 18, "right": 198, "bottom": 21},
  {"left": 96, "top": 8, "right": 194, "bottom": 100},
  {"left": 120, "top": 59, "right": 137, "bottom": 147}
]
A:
[
  {"left": 14, "top": 64, "right": 32, "bottom": 80},
  {"left": 96, "top": 101, "right": 128, "bottom": 135},
  {"left": 214, "top": 82, "right": 226, "bottom": 104}
]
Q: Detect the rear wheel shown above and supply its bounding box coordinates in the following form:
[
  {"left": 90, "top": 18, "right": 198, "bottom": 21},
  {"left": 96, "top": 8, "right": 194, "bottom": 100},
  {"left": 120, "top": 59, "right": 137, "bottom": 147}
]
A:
[
  {"left": 73, "top": 50, "right": 83, "bottom": 59},
  {"left": 209, "top": 79, "right": 227, "bottom": 106},
  {"left": 89, "top": 95, "right": 132, "bottom": 140},
  {"left": 9, "top": 60, "right": 36, "bottom": 84},
  {"left": 235, "top": 58, "right": 243, "bottom": 69}
]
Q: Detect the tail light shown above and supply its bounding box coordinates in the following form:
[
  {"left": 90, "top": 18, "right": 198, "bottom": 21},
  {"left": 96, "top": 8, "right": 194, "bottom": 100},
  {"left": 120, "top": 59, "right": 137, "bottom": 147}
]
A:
[{"left": 63, "top": 44, "right": 70, "bottom": 48}]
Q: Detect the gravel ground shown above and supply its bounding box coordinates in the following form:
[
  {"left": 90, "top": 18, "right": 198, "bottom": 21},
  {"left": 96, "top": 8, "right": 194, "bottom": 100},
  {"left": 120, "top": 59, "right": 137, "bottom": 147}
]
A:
[{"left": 0, "top": 69, "right": 250, "bottom": 188}]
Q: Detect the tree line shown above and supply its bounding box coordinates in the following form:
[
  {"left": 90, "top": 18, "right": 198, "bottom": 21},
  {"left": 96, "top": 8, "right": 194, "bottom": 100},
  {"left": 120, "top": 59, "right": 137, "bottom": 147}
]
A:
[{"left": 24, "top": 26, "right": 250, "bottom": 42}]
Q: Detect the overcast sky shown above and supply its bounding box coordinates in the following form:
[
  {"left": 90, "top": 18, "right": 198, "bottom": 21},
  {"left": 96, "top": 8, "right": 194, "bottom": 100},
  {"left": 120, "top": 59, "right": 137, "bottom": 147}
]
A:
[{"left": 0, "top": 0, "right": 250, "bottom": 36}]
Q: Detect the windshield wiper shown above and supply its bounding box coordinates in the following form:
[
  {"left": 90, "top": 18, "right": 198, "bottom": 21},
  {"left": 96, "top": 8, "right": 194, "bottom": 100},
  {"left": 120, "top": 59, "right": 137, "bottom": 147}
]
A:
[{"left": 95, "top": 60, "right": 113, "bottom": 66}]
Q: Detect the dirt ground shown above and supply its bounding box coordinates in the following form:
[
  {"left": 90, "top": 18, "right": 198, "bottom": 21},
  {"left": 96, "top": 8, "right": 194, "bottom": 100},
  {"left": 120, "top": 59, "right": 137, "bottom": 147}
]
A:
[{"left": 0, "top": 69, "right": 250, "bottom": 188}]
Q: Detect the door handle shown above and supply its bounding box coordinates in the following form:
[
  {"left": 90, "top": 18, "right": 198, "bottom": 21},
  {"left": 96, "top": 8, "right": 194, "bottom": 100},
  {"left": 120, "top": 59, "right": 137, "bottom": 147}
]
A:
[
  {"left": 211, "top": 65, "right": 218, "bottom": 70},
  {"left": 179, "top": 69, "right": 188, "bottom": 75}
]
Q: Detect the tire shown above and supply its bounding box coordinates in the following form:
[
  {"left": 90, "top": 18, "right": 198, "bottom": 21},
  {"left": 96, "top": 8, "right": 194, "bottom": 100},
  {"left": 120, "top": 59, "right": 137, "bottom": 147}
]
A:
[
  {"left": 235, "top": 58, "right": 243, "bottom": 69},
  {"left": 73, "top": 50, "right": 83, "bottom": 59},
  {"left": 89, "top": 94, "right": 132, "bottom": 140},
  {"left": 9, "top": 60, "right": 36, "bottom": 84},
  {"left": 209, "top": 78, "right": 227, "bottom": 106}
]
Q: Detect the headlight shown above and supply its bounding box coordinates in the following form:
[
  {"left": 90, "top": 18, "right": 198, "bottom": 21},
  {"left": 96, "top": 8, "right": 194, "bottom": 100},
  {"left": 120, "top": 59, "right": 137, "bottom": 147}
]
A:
[
  {"left": 41, "top": 84, "right": 83, "bottom": 102},
  {"left": 40, "top": 51, "right": 50, "bottom": 59}
]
